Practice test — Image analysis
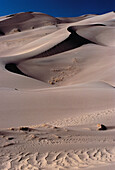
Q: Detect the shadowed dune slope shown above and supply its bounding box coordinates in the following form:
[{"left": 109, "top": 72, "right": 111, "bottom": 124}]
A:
[
  {"left": 0, "top": 12, "right": 97, "bottom": 36},
  {"left": 0, "top": 11, "right": 115, "bottom": 87},
  {"left": 0, "top": 12, "right": 60, "bottom": 35},
  {"left": 5, "top": 63, "right": 28, "bottom": 76},
  {"left": 0, "top": 12, "right": 115, "bottom": 170},
  {"left": 3, "top": 14, "right": 115, "bottom": 86},
  {"left": 29, "top": 29, "right": 95, "bottom": 59},
  {"left": 4, "top": 27, "right": 95, "bottom": 77}
]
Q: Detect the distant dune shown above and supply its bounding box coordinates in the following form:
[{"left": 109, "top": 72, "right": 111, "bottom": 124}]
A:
[{"left": 0, "top": 11, "right": 115, "bottom": 170}]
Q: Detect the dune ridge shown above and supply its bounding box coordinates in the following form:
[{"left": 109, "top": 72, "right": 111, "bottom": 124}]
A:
[
  {"left": 4, "top": 27, "right": 95, "bottom": 77},
  {"left": 0, "top": 11, "right": 115, "bottom": 170}
]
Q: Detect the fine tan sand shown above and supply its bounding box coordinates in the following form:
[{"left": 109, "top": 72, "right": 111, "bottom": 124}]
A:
[{"left": 0, "top": 11, "right": 115, "bottom": 170}]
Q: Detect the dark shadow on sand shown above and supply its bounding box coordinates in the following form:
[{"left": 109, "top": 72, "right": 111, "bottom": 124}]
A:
[
  {"left": 106, "top": 126, "right": 115, "bottom": 130},
  {"left": 5, "top": 63, "right": 28, "bottom": 77},
  {"left": 5, "top": 29, "right": 95, "bottom": 77},
  {"left": 29, "top": 30, "right": 95, "bottom": 59}
]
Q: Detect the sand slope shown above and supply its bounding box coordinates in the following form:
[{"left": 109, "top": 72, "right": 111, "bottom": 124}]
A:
[{"left": 0, "top": 11, "right": 115, "bottom": 170}]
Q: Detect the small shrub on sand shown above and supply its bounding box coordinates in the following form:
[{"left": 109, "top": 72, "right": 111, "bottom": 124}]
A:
[{"left": 19, "top": 127, "right": 31, "bottom": 132}]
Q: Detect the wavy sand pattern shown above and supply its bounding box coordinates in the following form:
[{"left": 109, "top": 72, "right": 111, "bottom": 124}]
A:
[
  {"left": 1, "top": 148, "right": 115, "bottom": 170},
  {"left": 0, "top": 11, "right": 115, "bottom": 169}
]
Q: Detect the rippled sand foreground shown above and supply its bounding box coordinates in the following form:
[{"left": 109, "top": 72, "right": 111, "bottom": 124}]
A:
[{"left": 0, "top": 11, "right": 115, "bottom": 169}]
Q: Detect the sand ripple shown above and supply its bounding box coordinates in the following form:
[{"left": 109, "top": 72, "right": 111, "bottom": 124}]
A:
[{"left": 0, "top": 148, "right": 115, "bottom": 170}]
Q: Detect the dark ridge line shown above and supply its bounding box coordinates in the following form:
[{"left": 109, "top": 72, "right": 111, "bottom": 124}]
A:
[
  {"left": 89, "top": 24, "right": 106, "bottom": 26},
  {"left": 67, "top": 24, "right": 106, "bottom": 32},
  {"left": 5, "top": 63, "right": 28, "bottom": 77},
  {"left": 6, "top": 12, "right": 33, "bottom": 18},
  {"left": 5, "top": 30, "right": 95, "bottom": 77},
  {"left": 29, "top": 31, "right": 95, "bottom": 60}
]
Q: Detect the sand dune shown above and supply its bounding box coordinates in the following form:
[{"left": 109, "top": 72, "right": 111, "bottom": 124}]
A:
[
  {"left": 0, "top": 12, "right": 60, "bottom": 35},
  {"left": 0, "top": 11, "right": 115, "bottom": 169},
  {"left": 0, "top": 12, "right": 96, "bottom": 36},
  {"left": 57, "top": 14, "right": 97, "bottom": 23}
]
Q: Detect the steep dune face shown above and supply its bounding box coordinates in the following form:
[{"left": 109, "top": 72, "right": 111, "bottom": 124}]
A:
[
  {"left": 5, "top": 63, "right": 27, "bottom": 76},
  {"left": 17, "top": 44, "right": 115, "bottom": 85},
  {"left": 29, "top": 28, "right": 95, "bottom": 59},
  {"left": 0, "top": 11, "right": 115, "bottom": 170},
  {"left": 1, "top": 11, "right": 114, "bottom": 87},
  {"left": 0, "top": 12, "right": 60, "bottom": 35},
  {"left": 4, "top": 30, "right": 94, "bottom": 78},
  {"left": 0, "top": 12, "right": 96, "bottom": 36},
  {"left": 76, "top": 25, "right": 115, "bottom": 46}
]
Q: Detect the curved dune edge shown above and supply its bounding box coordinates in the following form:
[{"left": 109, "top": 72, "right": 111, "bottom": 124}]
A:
[
  {"left": 0, "top": 11, "right": 115, "bottom": 88},
  {"left": 28, "top": 27, "right": 95, "bottom": 59},
  {"left": 0, "top": 11, "right": 115, "bottom": 170},
  {"left": 4, "top": 28, "right": 95, "bottom": 81}
]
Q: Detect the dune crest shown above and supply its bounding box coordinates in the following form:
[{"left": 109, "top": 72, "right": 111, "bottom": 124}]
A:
[{"left": 0, "top": 11, "right": 115, "bottom": 170}]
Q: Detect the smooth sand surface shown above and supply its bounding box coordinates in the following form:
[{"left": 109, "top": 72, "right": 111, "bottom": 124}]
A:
[{"left": 0, "top": 11, "right": 115, "bottom": 169}]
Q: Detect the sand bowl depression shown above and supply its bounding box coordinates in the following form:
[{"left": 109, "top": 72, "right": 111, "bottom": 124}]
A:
[{"left": 0, "top": 11, "right": 115, "bottom": 170}]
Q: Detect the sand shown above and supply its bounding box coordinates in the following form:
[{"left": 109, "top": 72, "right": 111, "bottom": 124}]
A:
[{"left": 0, "top": 11, "right": 115, "bottom": 169}]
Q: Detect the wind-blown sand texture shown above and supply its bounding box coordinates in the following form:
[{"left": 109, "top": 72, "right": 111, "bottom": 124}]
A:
[{"left": 0, "top": 11, "right": 115, "bottom": 170}]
